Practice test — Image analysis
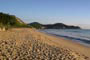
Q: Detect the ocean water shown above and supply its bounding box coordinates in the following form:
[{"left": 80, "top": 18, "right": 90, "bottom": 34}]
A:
[{"left": 41, "top": 29, "right": 90, "bottom": 47}]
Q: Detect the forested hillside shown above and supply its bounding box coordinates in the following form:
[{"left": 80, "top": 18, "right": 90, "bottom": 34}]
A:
[{"left": 0, "top": 12, "right": 28, "bottom": 29}]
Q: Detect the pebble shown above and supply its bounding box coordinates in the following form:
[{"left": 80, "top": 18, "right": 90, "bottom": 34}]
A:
[{"left": 0, "top": 29, "right": 86, "bottom": 60}]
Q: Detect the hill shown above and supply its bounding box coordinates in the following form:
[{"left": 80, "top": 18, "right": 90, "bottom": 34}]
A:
[
  {"left": 28, "top": 22, "right": 42, "bottom": 29},
  {"left": 0, "top": 12, "right": 28, "bottom": 30},
  {"left": 28, "top": 22, "right": 81, "bottom": 29}
]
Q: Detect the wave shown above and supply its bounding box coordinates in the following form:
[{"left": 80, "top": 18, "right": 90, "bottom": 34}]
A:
[{"left": 41, "top": 29, "right": 90, "bottom": 47}]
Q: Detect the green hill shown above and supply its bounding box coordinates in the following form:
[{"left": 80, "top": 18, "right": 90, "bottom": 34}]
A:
[
  {"left": 28, "top": 22, "right": 42, "bottom": 29},
  {"left": 0, "top": 12, "right": 28, "bottom": 29}
]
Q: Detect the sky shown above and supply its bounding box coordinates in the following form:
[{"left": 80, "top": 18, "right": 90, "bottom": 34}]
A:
[{"left": 0, "top": 0, "right": 90, "bottom": 29}]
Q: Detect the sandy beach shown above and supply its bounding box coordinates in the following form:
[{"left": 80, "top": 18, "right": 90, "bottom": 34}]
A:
[
  {"left": 0, "top": 28, "right": 89, "bottom": 60},
  {"left": 41, "top": 31, "right": 90, "bottom": 57}
]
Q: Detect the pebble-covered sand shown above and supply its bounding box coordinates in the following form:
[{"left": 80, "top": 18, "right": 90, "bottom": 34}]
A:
[{"left": 0, "top": 28, "right": 87, "bottom": 60}]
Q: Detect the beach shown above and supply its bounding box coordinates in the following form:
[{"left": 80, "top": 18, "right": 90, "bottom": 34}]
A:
[{"left": 0, "top": 28, "right": 89, "bottom": 60}]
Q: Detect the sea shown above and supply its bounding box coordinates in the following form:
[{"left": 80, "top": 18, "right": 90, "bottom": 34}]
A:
[{"left": 40, "top": 29, "right": 90, "bottom": 47}]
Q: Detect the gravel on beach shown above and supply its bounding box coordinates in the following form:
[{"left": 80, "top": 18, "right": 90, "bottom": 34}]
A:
[{"left": 0, "top": 28, "right": 87, "bottom": 60}]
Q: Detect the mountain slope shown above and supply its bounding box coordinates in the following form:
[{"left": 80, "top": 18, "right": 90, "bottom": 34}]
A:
[
  {"left": 0, "top": 12, "right": 27, "bottom": 28},
  {"left": 28, "top": 22, "right": 81, "bottom": 29}
]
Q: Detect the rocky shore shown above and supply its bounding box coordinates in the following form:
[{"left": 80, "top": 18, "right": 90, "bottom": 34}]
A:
[{"left": 0, "top": 28, "right": 88, "bottom": 60}]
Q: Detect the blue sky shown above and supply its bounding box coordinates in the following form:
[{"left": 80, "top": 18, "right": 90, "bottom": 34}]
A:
[{"left": 0, "top": 0, "right": 90, "bottom": 29}]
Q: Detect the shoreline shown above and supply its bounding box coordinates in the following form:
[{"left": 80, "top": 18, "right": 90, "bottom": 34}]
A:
[
  {"left": 41, "top": 31, "right": 90, "bottom": 48},
  {"left": 40, "top": 30, "right": 90, "bottom": 59}
]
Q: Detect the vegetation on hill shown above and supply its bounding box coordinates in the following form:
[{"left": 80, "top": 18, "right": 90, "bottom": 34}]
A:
[
  {"left": 0, "top": 12, "right": 29, "bottom": 29},
  {"left": 28, "top": 22, "right": 81, "bottom": 29},
  {"left": 43, "top": 23, "right": 81, "bottom": 29},
  {"left": 28, "top": 22, "right": 42, "bottom": 29}
]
